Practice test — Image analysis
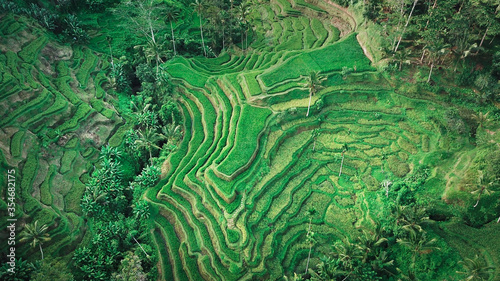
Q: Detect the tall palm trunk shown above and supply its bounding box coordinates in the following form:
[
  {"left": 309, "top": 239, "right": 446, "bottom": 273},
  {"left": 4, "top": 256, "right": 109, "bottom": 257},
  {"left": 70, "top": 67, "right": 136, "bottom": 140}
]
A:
[
  {"left": 339, "top": 151, "right": 345, "bottom": 176},
  {"left": 479, "top": 23, "right": 490, "bottom": 48},
  {"left": 222, "top": 25, "right": 225, "bottom": 50},
  {"left": 306, "top": 91, "right": 313, "bottom": 116},
  {"left": 427, "top": 61, "right": 434, "bottom": 83},
  {"left": 473, "top": 187, "right": 485, "bottom": 208},
  {"left": 107, "top": 39, "right": 115, "bottom": 72},
  {"left": 305, "top": 243, "right": 313, "bottom": 274},
  {"left": 425, "top": 0, "right": 437, "bottom": 29},
  {"left": 420, "top": 49, "right": 426, "bottom": 63},
  {"left": 170, "top": 21, "right": 176, "bottom": 56},
  {"left": 200, "top": 16, "right": 207, "bottom": 57},
  {"left": 304, "top": 217, "right": 313, "bottom": 273},
  {"left": 245, "top": 28, "right": 248, "bottom": 50},
  {"left": 394, "top": 0, "right": 418, "bottom": 53},
  {"left": 39, "top": 243, "right": 44, "bottom": 260},
  {"left": 392, "top": 0, "right": 405, "bottom": 50},
  {"left": 134, "top": 237, "right": 150, "bottom": 258}
]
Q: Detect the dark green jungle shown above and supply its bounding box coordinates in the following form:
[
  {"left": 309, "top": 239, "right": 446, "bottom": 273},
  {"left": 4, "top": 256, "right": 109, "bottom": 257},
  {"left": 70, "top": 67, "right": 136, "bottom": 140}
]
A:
[{"left": 1, "top": 0, "right": 500, "bottom": 280}]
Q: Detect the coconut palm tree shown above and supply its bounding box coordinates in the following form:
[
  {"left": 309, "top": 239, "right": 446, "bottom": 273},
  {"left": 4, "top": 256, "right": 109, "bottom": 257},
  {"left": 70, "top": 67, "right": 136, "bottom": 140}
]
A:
[
  {"left": 472, "top": 111, "right": 491, "bottom": 129},
  {"left": 381, "top": 179, "right": 392, "bottom": 197},
  {"left": 339, "top": 144, "right": 348, "bottom": 177},
  {"left": 135, "top": 128, "right": 164, "bottom": 165},
  {"left": 20, "top": 220, "right": 51, "bottom": 260},
  {"left": 161, "top": 121, "right": 183, "bottom": 146},
  {"left": 394, "top": 47, "right": 411, "bottom": 71},
  {"left": 99, "top": 145, "right": 122, "bottom": 161},
  {"left": 470, "top": 170, "right": 498, "bottom": 208},
  {"left": 165, "top": 7, "right": 180, "bottom": 56},
  {"left": 237, "top": 1, "right": 251, "bottom": 50},
  {"left": 425, "top": 40, "right": 449, "bottom": 83},
  {"left": 333, "top": 238, "right": 363, "bottom": 271},
  {"left": 309, "top": 256, "right": 347, "bottom": 280},
  {"left": 304, "top": 230, "right": 316, "bottom": 274},
  {"left": 396, "top": 229, "right": 439, "bottom": 270},
  {"left": 135, "top": 40, "right": 167, "bottom": 76},
  {"left": 306, "top": 208, "right": 316, "bottom": 232},
  {"left": 456, "top": 255, "right": 494, "bottom": 281},
  {"left": 191, "top": 0, "right": 207, "bottom": 57},
  {"left": 357, "top": 226, "right": 388, "bottom": 263},
  {"left": 302, "top": 71, "right": 326, "bottom": 117},
  {"left": 401, "top": 205, "right": 429, "bottom": 234},
  {"left": 394, "top": 0, "right": 419, "bottom": 53}
]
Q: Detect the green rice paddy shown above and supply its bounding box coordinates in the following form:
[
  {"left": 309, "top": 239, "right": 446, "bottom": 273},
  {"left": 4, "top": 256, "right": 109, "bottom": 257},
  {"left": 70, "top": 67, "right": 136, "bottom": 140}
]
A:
[
  {"left": 0, "top": 13, "right": 130, "bottom": 259},
  {"left": 142, "top": 1, "right": 500, "bottom": 280},
  {"left": 1, "top": 0, "right": 499, "bottom": 280}
]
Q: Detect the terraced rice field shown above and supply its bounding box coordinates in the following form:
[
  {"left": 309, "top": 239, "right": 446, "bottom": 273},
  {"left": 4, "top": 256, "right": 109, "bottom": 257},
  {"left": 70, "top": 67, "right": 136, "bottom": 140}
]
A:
[
  {"left": 146, "top": 1, "right": 454, "bottom": 280},
  {"left": 0, "top": 14, "right": 131, "bottom": 257}
]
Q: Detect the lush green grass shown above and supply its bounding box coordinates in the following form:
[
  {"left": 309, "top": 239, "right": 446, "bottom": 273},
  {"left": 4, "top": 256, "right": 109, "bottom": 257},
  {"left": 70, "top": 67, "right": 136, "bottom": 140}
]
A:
[
  {"left": 216, "top": 105, "right": 271, "bottom": 177},
  {"left": 260, "top": 34, "right": 372, "bottom": 87}
]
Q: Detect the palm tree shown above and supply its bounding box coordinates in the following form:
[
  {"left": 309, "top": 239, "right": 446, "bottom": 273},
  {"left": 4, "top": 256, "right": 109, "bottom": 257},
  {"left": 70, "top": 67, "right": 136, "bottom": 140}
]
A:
[
  {"left": 191, "top": 0, "right": 207, "bottom": 57},
  {"left": 161, "top": 121, "right": 183, "bottom": 146},
  {"left": 470, "top": 170, "right": 497, "bottom": 208},
  {"left": 333, "top": 238, "right": 363, "bottom": 271},
  {"left": 357, "top": 227, "right": 388, "bottom": 263},
  {"left": 306, "top": 208, "right": 316, "bottom": 232},
  {"left": 135, "top": 40, "right": 167, "bottom": 76},
  {"left": 165, "top": 7, "right": 180, "bottom": 56},
  {"left": 20, "top": 220, "right": 51, "bottom": 260},
  {"left": 396, "top": 229, "right": 439, "bottom": 270},
  {"left": 381, "top": 179, "right": 392, "bottom": 197},
  {"left": 394, "top": 0, "right": 419, "bottom": 53},
  {"left": 237, "top": 1, "right": 251, "bottom": 50},
  {"left": 425, "top": 41, "right": 449, "bottom": 83},
  {"left": 394, "top": 47, "right": 411, "bottom": 71},
  {"left": 106, "top": 36, "right": 115, "bottom": 72},
  {"left": 304, "top": 230, "right": 316, "bottom": 274},
  {"left": 99, "top": 145, "right": 122, "bottom": 161},
  {"left": 303, "top": 208, "right": 317, "bottom": 274},
  {"left": 401, "top": 205, "right": 429, "bottom": 234},
  {"left": 309, "top": 256, "right": 347, "bottom": 280},
  {"left": 472, "top": 111, "right": 491, "bottom": 129},
  {"left": 135, "top": 128, "right": 164, "bottom": 165},
  {"left": 302, "top": 71, "right": 326, "bottom": 117},
  {"left": 456, "top": 255, "right": 494, "bottom": 281},
  {"left": 339, "top": 144, "right": 348, "bottom": 177}
]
